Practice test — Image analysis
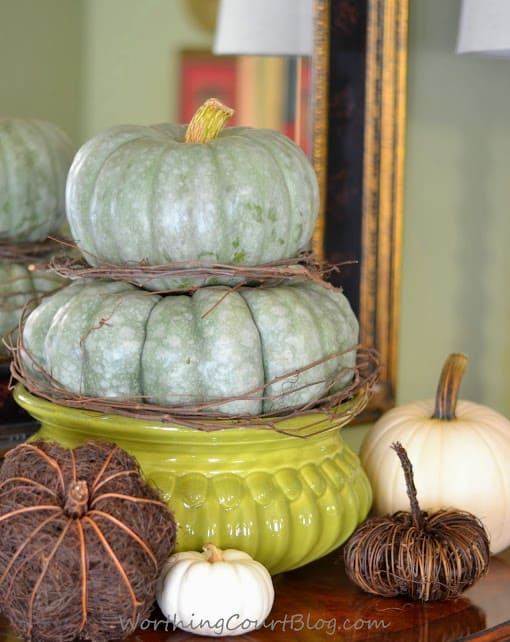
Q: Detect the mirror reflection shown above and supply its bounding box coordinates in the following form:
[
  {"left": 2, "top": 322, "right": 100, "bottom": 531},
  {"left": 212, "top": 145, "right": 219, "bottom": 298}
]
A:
[{"left": 0, "top": 0, "right": 312, "bottom": 153}]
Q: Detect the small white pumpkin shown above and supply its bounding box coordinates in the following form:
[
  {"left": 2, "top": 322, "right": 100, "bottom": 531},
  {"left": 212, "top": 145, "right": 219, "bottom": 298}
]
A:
[
  {"left": 360, "top": 353, "right": 510, "bottom": 554},
  {"left": 156, "top": 544, "right": 274, "bottom": 637}
]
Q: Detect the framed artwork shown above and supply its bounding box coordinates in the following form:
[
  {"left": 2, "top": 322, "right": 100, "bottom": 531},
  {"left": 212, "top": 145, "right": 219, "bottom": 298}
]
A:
[
  {"left": 179, "top": 50, "right": 311, "bottom": 155},
  {"left": 180, "top": 50, "right": 239, "bottom": 124}
]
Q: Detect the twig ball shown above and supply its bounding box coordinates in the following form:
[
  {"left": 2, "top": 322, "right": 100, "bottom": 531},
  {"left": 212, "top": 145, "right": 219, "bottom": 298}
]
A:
[
  {"left": 0, "top": 440, "right": 176, "bottom": 642},
  {"left": 344, "top": 442, "right": 490, "bottom": 601}
]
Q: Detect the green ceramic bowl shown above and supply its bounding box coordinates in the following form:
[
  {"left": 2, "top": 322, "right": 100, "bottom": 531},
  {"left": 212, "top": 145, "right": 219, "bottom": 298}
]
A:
[{"left": 14, "top": 385, "right": 372, "bottom": 575}]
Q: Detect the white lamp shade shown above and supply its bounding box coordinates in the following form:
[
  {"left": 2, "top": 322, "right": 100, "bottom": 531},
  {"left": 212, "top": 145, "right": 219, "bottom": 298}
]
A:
[
  {"left": 457, "top": 0, "right": 510, "bottom": 56},
  {"left": 213, "top": 0, "right": 313, "bottom": 57}
]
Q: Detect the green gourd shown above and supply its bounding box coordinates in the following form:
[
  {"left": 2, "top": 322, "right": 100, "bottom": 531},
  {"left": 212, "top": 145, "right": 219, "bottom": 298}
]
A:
[
  {"left": 0, "top": 264, "right": 63, "bottom": 357},
  {"left": 0, "top": 118, "right": 74, "bottom": 242},
  {"left": 21, "top": 279, "right": 358, "bottom": 415},
  {"left": 66, "top": 99, "right": 319, "bottom": 289}
]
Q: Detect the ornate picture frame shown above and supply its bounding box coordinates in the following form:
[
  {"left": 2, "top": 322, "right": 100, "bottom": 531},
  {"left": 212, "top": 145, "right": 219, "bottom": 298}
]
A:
[{"left": 312, "top": 0, "right": 408, "bottom": 420}]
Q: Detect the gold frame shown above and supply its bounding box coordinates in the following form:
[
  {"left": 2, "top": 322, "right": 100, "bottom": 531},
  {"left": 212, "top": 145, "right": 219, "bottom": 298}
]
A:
[{"left": 312, "top": 0, "right": 408, "bottom": 419}]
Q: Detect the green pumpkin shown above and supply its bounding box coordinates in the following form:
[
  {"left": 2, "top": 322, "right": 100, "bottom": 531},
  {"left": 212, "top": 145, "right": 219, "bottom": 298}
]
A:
[
  {"left": 21, "top": 279, "right": 358, "bottom": 415},
  {"left": 66, "top": 100, "right": 319, "bottom": 289},
  {"left": 0, "top": 264, "right": 63, "bottom": 358},
  {"left": 0, "top": 118, "right": 74, "bottom": 242}
]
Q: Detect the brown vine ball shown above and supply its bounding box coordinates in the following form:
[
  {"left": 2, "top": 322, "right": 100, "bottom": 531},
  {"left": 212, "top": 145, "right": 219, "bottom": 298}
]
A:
[
  {"left": 343, "top": 508, "right": 490, "bottom": 601},
  {"left": 343, "top": 442, "right": 490, "bottom": 602},
  {"left": 0, "top": 440, "right": 176, "bottom": 642}
]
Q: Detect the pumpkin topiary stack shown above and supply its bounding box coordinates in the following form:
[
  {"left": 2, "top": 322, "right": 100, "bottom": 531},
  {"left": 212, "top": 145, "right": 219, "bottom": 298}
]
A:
[
  {"left": 15, "top": 98, "right": 370, "bottom": 417},
  {"left": 0, "top": 117, "right": 74, "bottom": 360},
  {"left": 10, "top": 99, "right": 376, "bottom": 573}
]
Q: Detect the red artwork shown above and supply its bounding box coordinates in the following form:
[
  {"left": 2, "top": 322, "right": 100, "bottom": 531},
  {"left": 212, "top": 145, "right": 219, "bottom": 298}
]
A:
[
  {"left": 179, "top": 50, "right": 311, "bottom": 154},
  {"left": 180, "top": 51, "right": 238, "bottom": 125}
]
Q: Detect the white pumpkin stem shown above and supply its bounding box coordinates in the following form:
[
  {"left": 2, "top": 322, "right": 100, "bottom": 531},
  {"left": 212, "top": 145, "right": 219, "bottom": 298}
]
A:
[
  {"left": 203, "top": 543, "right": 224, "bottom": 563},
  {"left": 432, "top": 353, "right": 468, "bottom": 421},
  {"left": 185, "top": 98, "right": 234, "bottom": 144},
  {"left": 391, "top": 442, "right": 425, "bottom": 530}
]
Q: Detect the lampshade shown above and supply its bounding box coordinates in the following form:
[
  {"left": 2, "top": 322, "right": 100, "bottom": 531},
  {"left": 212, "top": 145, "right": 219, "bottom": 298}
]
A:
[
  {"left": 213, "top": 0, "right": 313, "bottom": 57},
  {"left": 457, "top": 0, "right": 510, "bottom": 56}
]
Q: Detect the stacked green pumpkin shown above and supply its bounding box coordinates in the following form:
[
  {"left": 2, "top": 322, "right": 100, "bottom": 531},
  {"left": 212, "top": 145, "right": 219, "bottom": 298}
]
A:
[
  {"left": 20, "top": 99, "right": 360, "bottom": 416},
  {"left": 0, "top": 118, "right": 74, "bottom": 357},
  {"left": 66, "top": 102, "right": 319, "bottom": 290}
]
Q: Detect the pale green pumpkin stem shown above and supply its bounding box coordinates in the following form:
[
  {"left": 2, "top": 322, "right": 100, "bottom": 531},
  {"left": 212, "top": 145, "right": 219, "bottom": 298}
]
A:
[
  {"left": 203, "top": 543, "right": 224, "bottom": 563},
  {"left": 432, "top": 353, "right": 468, "bottom": 421},
  {"left": 391, "top": 442, "right": 425, "bottom": 530},
  {"left": 185, "top": 98, "right": 234, "bottom": 144}
]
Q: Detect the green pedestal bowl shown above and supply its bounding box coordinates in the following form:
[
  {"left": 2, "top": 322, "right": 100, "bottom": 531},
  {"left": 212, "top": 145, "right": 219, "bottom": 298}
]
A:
[{"left": 14, "top": 385, "right": 372, "bottom": 575}]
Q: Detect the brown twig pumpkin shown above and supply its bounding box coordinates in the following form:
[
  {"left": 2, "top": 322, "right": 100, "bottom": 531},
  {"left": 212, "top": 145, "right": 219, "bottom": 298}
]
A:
[
  {"left": 343, "top": 442, "right": 490, "bottom": 601},
  {"left": 0, "top": 440, "right": 176, "bottom": 642}
]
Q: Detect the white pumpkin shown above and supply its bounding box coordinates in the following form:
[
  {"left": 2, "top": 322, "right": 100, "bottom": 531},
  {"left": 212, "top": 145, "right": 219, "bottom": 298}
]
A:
[
  {"left": 360, "top": 353, "right": 510, "bottom": 554},
  {"left": 156, "top": 544, "right": 274, "bottom": 637}
]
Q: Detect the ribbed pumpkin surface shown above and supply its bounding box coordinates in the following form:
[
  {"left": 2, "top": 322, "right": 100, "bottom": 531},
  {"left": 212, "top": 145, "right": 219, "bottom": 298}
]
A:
[
  {"left": 66, "top": 124, "right": 319, "bottom": 285},
  {"left": 0, "top": 263, "right": 63, "bottom": 356},
  {"left": 0, "top": 118, "right": 73, "bottom": 241},
  {"left": 22, "top": 279, "right": 358, "bottom": 415}
]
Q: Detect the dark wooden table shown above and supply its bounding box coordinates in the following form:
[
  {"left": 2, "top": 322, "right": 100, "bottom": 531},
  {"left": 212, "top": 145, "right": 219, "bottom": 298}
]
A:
[{"left": 1, "top": 546, "right": 509, "bottom": 641}]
